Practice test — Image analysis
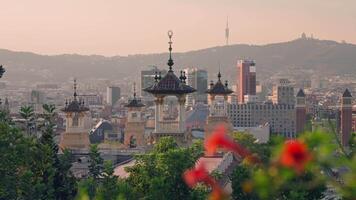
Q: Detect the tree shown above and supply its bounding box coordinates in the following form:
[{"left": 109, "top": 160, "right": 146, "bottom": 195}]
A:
[
  {"left": 126, "top": 137, "right": 206, "bottom": 200},
  {"left": 88, "top": 144, "right": 104, "bottom": 180},
  {"left": 19, "top": 105, "right": 35, "bottom": 136},
  {"left": 96, "top": 161, "right": 118, "bottom": 200},
  {"left": 231, "top": 165, "right": 258, "bottom": 200}
]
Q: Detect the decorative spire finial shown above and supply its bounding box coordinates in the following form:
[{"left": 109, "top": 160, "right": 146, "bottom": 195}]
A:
[
  {"left": 217, "top": 69, "right": 221, "bottom": 81},
  {"left": 133, "top": 82, "right": 137, "bottom": 98},
  {"left": 167, "top": 30, "right": 174, "bottom": 72},
  {"left": 73, "top": 78, "right": 78, "bottom": 100},
  {"left": 0, "top": 65, "right": 5, "bottom": 79}
]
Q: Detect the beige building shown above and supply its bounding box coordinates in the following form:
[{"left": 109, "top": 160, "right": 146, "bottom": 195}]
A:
[
  {"left": 271, "top": 79, "right": 295, "bottom": 105},
  {"left": 228, "top": 103, "right": 296, "bottom": 138},
  {"left": 60, "top": 79, "right": 91, "bottom": 150}
]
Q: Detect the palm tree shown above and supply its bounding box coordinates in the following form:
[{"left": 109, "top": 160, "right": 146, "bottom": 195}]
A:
[{"left": 19, "top": 105, "right": 35, "bottom": 136}]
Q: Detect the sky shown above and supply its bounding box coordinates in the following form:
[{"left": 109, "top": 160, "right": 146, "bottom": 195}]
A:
[{"left": 0, "top": 0, "right": 355, "bottom": 56}]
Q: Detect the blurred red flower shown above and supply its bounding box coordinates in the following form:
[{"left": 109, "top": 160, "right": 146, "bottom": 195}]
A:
[
  {"left": 183, "top": 163, "right": 214, "bottom": 188},
  {"left": 183, "top": 163, "right": 225, "bottom": 200},
  {"left": 279, "top": 140, "right": 312, "bottom": 173},
  {"left": 204, "top": 125, "right": 250, "bottom": 157}
]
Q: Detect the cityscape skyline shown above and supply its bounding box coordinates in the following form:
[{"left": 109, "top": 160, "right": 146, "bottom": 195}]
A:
[{"left": 0, "top": 0, "right": 355, "bottom": 56}]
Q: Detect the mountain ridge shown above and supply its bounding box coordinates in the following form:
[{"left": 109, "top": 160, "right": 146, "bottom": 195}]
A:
[{"left": 1, "top": 38, "right": 355, "bottom": 84}]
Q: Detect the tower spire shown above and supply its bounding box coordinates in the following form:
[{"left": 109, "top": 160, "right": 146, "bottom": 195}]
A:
[
  {"left": 73, "top": 78, "right": 78, "bottom": 100},
  {"left": 167, "top": 30, "right": 174, "bottom": 72},
  {"left": 225, "top": 16, "right": 229, "bottom": 46}
]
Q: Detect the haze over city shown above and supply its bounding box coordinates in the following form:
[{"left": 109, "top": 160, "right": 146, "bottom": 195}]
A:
[
  {"left": 1, "top": 0, "right": 355, "bottom": 56},
  {"left": 1, "top": 1, "right": 356, "bottom": 200}
]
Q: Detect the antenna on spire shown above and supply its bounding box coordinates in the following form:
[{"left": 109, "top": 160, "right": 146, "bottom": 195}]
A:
[
  {"left": 133, "top": 82, "right": 137, "bottom": 98},
  {"left": 167, "top": 30, "right": 174, "bottom": 72},
  {"left": 73, "top": 78, "right": 78, "bottom": 100},
  {"left": 225, "top": 15, "right": 229, "bottom": 46}
]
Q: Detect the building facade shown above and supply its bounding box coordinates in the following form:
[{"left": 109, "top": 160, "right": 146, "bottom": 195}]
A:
[
  {"left": 106, "top": 86, "right": 121, "bottom": 106},
  {"left": 340, "top": 89, "right": 352, "bottom": 146},
  {"left": 184, "top": 68, "right": 208, "bottom": 107},
  {"left": 271, "top": 79, "right": 295, "bottom": 105},
  {"left": 228, "top": 103, "right": 296, "bottom": 138},
  {"left": 237, "top": 60, "right": 256, "bottom": 103},
  {"left": 143, "top": 31, "right": 196, "bottom": 145}
]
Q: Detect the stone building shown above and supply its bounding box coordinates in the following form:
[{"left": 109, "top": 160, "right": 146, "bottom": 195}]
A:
[
  {"left": 205, "top": 71, "right": 234, "bottom": 138},
  {"left": 143, "top": 31, "right": 196, "bottom": 145},
  {"left": 124, "top": 84, "right": 146, "bottom": 148},
  {"left": 60, "top": 79, "right": 90, "bottom": 150},
  {"left": 340, "top": 89, "right": 352, "bottom": 146}
]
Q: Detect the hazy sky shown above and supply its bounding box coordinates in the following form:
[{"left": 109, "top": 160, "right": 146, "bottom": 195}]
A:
[{"left": 0, "top": 0, "right": 355, "bottom": 56}]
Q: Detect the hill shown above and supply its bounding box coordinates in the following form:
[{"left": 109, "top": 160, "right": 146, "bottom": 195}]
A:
[{"left": 1, "top": 38, "right": 356, "bottom": 84}]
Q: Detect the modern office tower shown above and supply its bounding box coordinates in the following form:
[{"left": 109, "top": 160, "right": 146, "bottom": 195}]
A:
[
  {"left": 296, "top": 89, "right": 307, "bottom": 134},
  {"left": 272, "top": 79, "right": 295, "bottom": 105},
  {"left": 184, "top": 68, "right": 208, "bottom": 107},
  {"left": 143, "top": 31, "right": 195, "bottom": 145},
  {"left": 106, "top": 86, "right": 121, "bottom": 106},
  {"left": 237, "top": 60, "right": 256, "bottom": 103},
  {"left": 140, "top": 66, "right": 167, "bottom": 98},
  {"left": 340, "top": 89, "right": 352, "bottom": 146},
  {"left": 205, "top": 71, "right": 233, "bottom": 138},
  {"left": 228, "top": 102, "right": 296, "bottom": 138},
  {"left": 60, "top": 79, "right": 90, "bottom": 150},
  {"left": 124, "top": 84, "right": 146, "bottom": 148},
  {"left": 30, "top": 90, "right": 45, "bottom": 104}
]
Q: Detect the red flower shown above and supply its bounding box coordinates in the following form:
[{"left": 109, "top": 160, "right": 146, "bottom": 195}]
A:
[
  {"left": 279, "top": 140, "right": 312, "bottom": 173},
  {"left": 205, "top": 125, "right": 250, "bottom": 157},
  {"left": 183, "top": 163, "right": 214, "bottom": 187},
  {"left": 183, "top": 163, "right": 225, "bottom": 200}
]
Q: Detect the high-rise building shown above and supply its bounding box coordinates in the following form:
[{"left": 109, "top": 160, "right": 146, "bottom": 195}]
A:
[
  {"left": 237, "top": 60, "right": 256, "bottom": 103},
  {"left": 229, "top": 85, "right": 304, "bottom": 138},
  {"left": 228, "top": 103, "right": 296, "bottom": 138},
  {"left": 106, "top": 86, "right": 121, "bottom": 106},
  {"left": 140, "top": 66, "right": 167, "bottom": 98},
  {"left": 340, "top": 89, "right": 352, "bottom": 146},
  {"left": 296, "top": 89, "right": 306, "bottom": 134},
  {"left": 272, "top": 79, "right": 295, "bottom": 105},
  {"left": 184, "top": 68, "right": 208, "bottom": 107}
]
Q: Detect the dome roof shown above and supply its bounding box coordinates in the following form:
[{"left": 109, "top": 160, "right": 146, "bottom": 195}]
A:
[
  {"left": 144, "top": 71, "right": 196, "bottom": 95},
  {"left": 206, "top": 71, "right": 233, "bottom": 95},
  {"left": 342, "top": 88, "right": 352, "bottom": 98},
  {"left": 61, "top": 78, "right": 89, "bottom": 112},
  {"left": 143, "top": 31, "right": 195, "bottom": 95},
  {"left": 61, "top": 99, "right": 89, "bottom": 112},
  {"left": 296, "top": 89, "right": 305, "bottom": 97}
]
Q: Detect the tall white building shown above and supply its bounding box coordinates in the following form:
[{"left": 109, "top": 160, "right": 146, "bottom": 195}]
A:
[
  {"left": 106, "top": 86, "right": 121, "bottom": 106},
  {"left": 183, "top": 68, "right": 208, "bottom": 107}
]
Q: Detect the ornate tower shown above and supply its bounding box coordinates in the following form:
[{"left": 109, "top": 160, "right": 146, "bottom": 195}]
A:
[
  {"left": 143, "top": 31, "right": 196, "bottom": 144},
  {"left": 296, "top": 89, "right": 306, "bottom": 136},
  {"left": 60, "top": 79, "right": 90, "bottom": 150},
  {"left": 124, "top": 83, "right": 146, "bottom": 148},
  {"left": 340, "top": 89, "right": 352, "bottom": 146},
  {"left": 205, "top": 71, "right": 233, "bottom": 138}
]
